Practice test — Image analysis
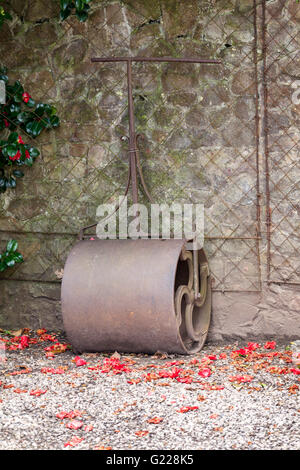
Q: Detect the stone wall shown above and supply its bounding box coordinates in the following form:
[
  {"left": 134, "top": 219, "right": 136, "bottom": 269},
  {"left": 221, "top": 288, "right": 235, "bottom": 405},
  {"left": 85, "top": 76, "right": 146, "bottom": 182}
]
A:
[{"left": 0, "top": 0, "right": 299, "bottom": 341}]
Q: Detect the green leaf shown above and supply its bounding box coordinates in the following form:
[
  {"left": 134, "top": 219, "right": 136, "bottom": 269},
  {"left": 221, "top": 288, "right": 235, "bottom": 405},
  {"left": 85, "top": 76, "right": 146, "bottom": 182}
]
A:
[
  {"left": 12, "top": 169, "right": 24, "bottom": 178},
  {"left": 75, "top": 0, "right": 85, "bottom": 10},
  {"left": 13, "top": 81, "right": 23, "bottom": 95},
  {"left": 1, "top": 146, "right": 8, "bottom": 158},
  {"left": 7, "top": 176, "right": 16, "bottom": 188},
  {"left": 40, "top": 116, "right": 51, "bottom": 128},
  {"left": 5, "top": 256, "right": 16, "bottom": 267},
  {"left": 26, "top": 97, "right": 35, "bottom": 108},
  {"left": 35, "top": 104, "right": 45, "bottom": 117},
  {"left": 0, "top": 241, "right": 23, "bottom": 271},
  {"left": 76, "top": 9, "right": 88, "bottom": 21},
  {"left": 6, "top": 239, "right": 18, "bottom": 252},
  {"left": 14, "top": 92, "right": 23, "bottom": 103},
  {"left": 19, "top": 145, "right": 25, "bottom": 159},
  {"left": 61, "top": 0, "right": 71, "bottom": 10},
  {"left": 4, "top": 12, "right": 12, "bottom": 21},
  {"left": 25, "top": 120, "right": 34, "bottom": 135},
  {"left": 7, "top": 144, "right": 18, "bottom": 157},
  {"left": 49, "top": 115, "right": 60, "bottom": 128},
  {"left": 0, "top": 262, "right": 6, "bottom": 272},
  {"left": 28, "top": 147, "right": 40, "bottom": 158},
  {"left": 25, "top": 156, "right": 34, "bottom": 166},
  {"left": 13, "top": 252, "right": 23, "bottom": 262},
  {"left": 0, "top": 74, "right": 8, "bottom": 83},
  {"left": 7, "top": 132, "right": 18, "bottom": 143},
  {"left": 3, "top": 177, "right": 10, "bottom": 189},
  {"left": 9, "top": 103, "right": 21, "bottom": 115},
  {"left": 17, "top": 111, "right": 31, "bottom": 123},
  {"left": 6, "top": 84, "right": 15, "bottom": 96},
  {"left": 31, "top": 120, "right": 45, "bottom": 137},
  {"left": 60, "top": 6, "right": 72, "bottom": 20},
  {"left": 0, "top": 174, "right": 7, "bottom": 192},
  {"left": 44, "top": 104, "right": 56, "bottom": 116}
]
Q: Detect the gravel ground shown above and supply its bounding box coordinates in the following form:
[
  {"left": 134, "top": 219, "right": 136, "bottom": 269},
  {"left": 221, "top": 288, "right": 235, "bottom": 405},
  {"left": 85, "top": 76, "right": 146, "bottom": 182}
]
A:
[{"left": 0, "top": 330, "right": 299, "bottom": 451}]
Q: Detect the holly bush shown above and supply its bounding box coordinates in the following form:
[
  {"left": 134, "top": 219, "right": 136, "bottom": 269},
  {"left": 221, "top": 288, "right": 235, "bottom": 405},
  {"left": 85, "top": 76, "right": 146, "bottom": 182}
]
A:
[
  {"left": 0, "top": 3, "right": 12, "bottom": 28},
  {"left": 0, "top": 239, "right": 23, "bottom": 272},
  {"left": 0, "top": 66, "right": 60, "bottom": 192},
  {"left": 60, "top": 0, "right": 92, "bottom": 22},
  {"left": 0, "top": 0, "right": 93, "bottom": 30}
]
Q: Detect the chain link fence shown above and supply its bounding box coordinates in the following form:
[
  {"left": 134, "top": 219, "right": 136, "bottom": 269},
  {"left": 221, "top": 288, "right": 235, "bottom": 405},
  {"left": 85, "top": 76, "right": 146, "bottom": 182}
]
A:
[{"left": 0, "top": 0, "right": 299, "bottom": 307}]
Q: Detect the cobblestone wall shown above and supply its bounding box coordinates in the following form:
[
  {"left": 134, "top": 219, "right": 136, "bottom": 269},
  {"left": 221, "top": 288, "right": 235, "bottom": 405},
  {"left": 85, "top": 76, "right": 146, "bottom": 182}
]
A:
[{"left": 0, "top": 0, "right": 299, "bottom": 341}]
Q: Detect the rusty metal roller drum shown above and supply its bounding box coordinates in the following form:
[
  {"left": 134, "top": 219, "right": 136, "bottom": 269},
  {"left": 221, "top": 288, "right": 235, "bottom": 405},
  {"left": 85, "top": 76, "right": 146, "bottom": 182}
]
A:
[
  {"left": 61, "top": 56, "right": 218, "bottom": 355},
  {"left": 61, "top": 238, "right": 211, "bottom": 355}
]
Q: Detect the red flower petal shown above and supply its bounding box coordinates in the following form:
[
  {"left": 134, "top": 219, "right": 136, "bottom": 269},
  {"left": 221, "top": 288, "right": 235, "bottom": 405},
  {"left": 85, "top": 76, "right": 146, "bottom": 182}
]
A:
[
  {"left": 22, "top": 92, "right": 31, "bottom": 103},
  {"left": 228, "top": 375, "right": 253, "bottom": 383},
  {"left": 147, "top": 417, "right": 163, "bottom": 424},
  {"left": 64, "top": 436, "right": 84, "bottom": 448},
  {"left": 74, "top": 356, "right": 87, "bottom": 366},
  {"left": 264, "top": 341, "right": 276, "bottom": 349},
  {"left": 135, "top": 430, "right": 149, "bottom": 437},
  {"left": 219, "top": 353, "right": 227, "bottom": 359},
  {"left": 198, "top": 368, "right": 211, "bottom": 378},
  {"left": 30, "top": 389, "right": 47, "bottom": 396},
  {"left": 84, "top": 425, "right": 94, "bottom": 432},
  {"left": 66, "top": 420, "right": 83, "bottom": 430},
  {"left": 177, "top": 406, "right": 198, "bottom": 413}
]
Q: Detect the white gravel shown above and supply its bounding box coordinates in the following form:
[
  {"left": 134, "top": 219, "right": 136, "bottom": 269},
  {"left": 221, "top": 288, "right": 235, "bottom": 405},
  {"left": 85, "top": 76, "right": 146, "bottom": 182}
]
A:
[{"left": 0, "top": 333, "right": 299, "bottom": 450}]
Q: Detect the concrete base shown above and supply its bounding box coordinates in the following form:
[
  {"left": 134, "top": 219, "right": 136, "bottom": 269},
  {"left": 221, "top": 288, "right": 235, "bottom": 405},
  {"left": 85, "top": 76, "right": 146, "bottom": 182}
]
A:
[
  {"left": 208, "top": 286, "right": 300, "bottom": 342},
  {"left": 1, "top": 280, "right": 299, "bottom": 343}
]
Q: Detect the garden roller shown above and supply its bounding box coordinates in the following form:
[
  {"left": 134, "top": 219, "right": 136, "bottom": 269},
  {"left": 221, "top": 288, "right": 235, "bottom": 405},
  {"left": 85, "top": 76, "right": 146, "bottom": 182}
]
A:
[{"left": 61, "top": 56, "right": 220, "bottom": 355}]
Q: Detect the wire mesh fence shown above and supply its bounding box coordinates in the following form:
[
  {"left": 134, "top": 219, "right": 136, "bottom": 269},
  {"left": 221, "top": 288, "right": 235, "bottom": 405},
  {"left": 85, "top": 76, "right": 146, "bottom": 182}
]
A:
[
  {"left": 261, "top": 0, "right": 300, "bottom": 285},
  {"left": 0, "top": 0, "right": 299, "bottom": 295}
]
